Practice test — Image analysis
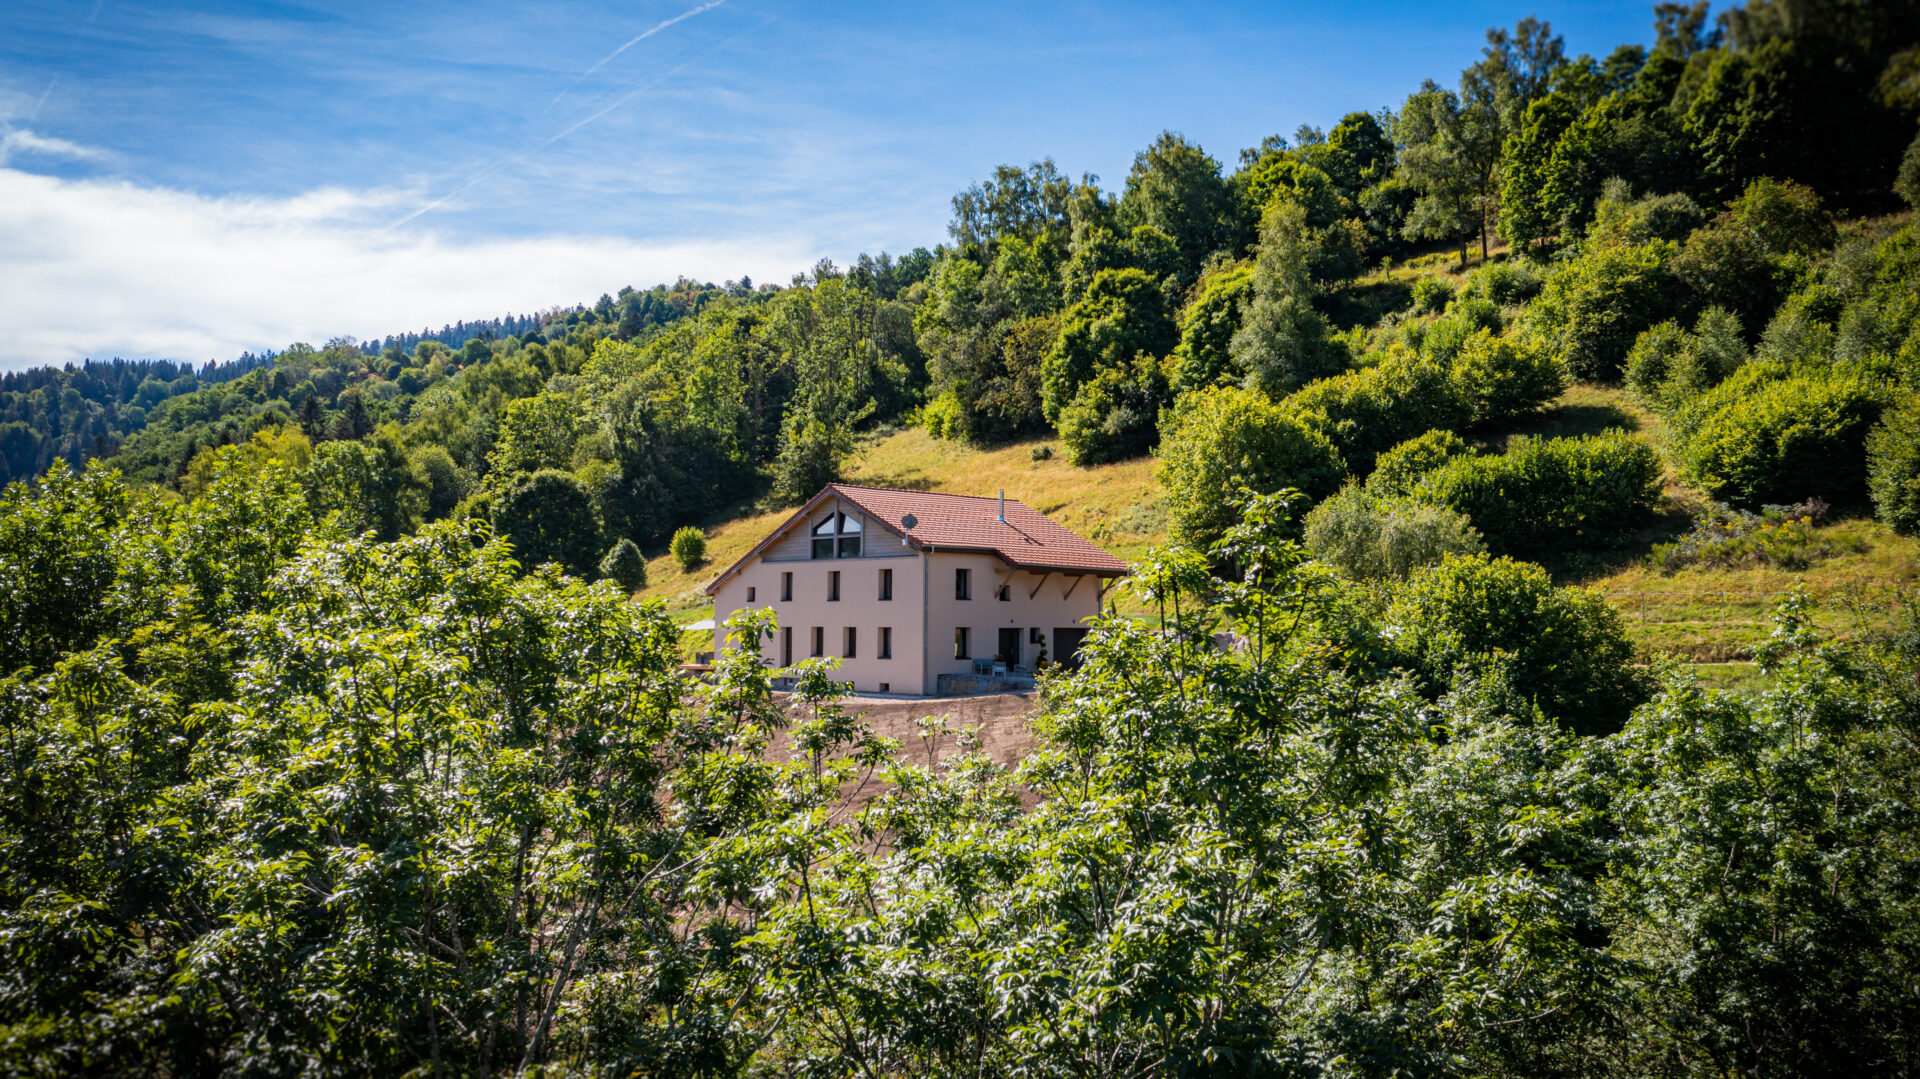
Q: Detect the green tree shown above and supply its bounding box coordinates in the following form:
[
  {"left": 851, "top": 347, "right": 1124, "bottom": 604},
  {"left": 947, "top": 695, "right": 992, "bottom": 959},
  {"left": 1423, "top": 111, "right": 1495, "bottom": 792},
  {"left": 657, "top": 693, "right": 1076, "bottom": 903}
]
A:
[
  {"left": 303, "top": 425, "right": 426, "bottom": 541},
  {"left": 1039, "top": 267, "right": 1176, "bottom": 425},
  {"left": 1228, "top": 200, "right": 1345, "bottom": 396},
  {"left": 599, "top": 536, "right": 649, "bottom": 591},
  {"left": 491, "top": 468, "right": 601, "bottom": 575},
  {"left": 1114, "top": 131, "right": 1234, "bottom": 281}
]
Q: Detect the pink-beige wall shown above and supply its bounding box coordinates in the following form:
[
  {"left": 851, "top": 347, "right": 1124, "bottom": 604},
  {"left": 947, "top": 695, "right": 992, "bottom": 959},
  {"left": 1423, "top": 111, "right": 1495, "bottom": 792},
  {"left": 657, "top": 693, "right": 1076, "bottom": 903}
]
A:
[
  {"left": 711, "top": 545, "right": 1110, "bottom": 696},
  {"left": 711, "top": 549, "right": 927, "bottom": 694},
  {"left": 921, "top": 551, "right": 1106, "bottom": 690}
]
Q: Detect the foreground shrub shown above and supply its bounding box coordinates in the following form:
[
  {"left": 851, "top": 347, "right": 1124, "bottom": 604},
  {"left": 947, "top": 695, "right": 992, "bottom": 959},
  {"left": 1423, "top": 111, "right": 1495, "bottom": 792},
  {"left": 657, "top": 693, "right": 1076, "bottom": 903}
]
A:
[
  {"left": 1157, "top": 386, "right": 1343, "bottom": 549},
  {"left": 670, "top": 524, "right": 708, "bottom": 571},
  {"left": 1868, "top": 394, "right": 1920, "bottom": 534},
  {"left": 1386, "top": 552, "right": 1649, "bottom": 735},
  {"left": 1678, "top": 373, "right": 1888, "bottom": 508},
  {"left": 1304, "top": 484, "right": 1483, "bottom": 580},
  {"left": 1415, "top": 431, "right": 1661, "bottom": 554}
]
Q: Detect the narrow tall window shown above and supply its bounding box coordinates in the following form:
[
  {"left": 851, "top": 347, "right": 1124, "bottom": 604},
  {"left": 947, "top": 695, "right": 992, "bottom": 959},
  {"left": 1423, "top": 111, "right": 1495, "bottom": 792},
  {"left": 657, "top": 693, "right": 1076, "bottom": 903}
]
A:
[
  {"left": 781, "top": 626, "right": 792, "bottom": 666},
  {"left": 781, "top": 572, "right": 793, "bottom": 602},
  {"left": 878, "top": 567, "right": 893, "bottom": 601},
  {"left": 828, "top": 570, "right": 841, "bottom": 601},
  {"left": 955, "top": 567, "right": 971, "bottom": 600},
  {"left": 844, "top": 627, "right": 857, "bottom": 658},
  {"left": 878, "top": 626, "right": 892, "bottom": 659},
  {"left": 747, "top": 586, "right": 756, "bottom": 602},
  {"left": 954, "top": 626, "right": 971, "bottom": 659},
  {"left": 997, "top": 584, "right": 1011, "bottom": 601},
  {"left": 811, "top": 626, "right": 824, "bottom": 657}
]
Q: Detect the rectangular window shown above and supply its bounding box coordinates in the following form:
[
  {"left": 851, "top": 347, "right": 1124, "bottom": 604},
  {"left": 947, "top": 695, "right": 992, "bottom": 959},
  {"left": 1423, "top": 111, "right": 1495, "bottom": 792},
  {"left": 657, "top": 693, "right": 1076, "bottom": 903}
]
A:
[
  {"left": 828, "top": 570, "right": 841, "bottom": 601},
  {"left": 878, "top": 567, "right": 893, "bottom": 601},
  {"left": 878, "top": 682, "right": 889, "bottom": 693},
  {"left": 997, "top": 584, "right": 1011, "bottom": 601},
  {"left": 747, "top": 586, "right": 756, "bottom": 602},
  {"left": 955, "top": 567, "right": 971, "bottom": 600},
  {"left": 844, "top": 627, "right": 857, "bottom": 658},
  {"left": 812, "top": 538, "right": 834, "bottom": 560},
  {"left": 838, "top": 536, "right": 862, "bottom": 558},
  {"left": 878, "top": 626, "right": 892, "bottom": 659},
  {"left": 781, "top": 626, "right": 792, "bottom": 666},
  {"left": 954, "top": 626, "right": 970, "bottom": 659},
  {"left": 781, "top": 572, "right": 793, "bottom": 602},
  {"left": 811, "top": 626, "right": 824, "bottom": 658}
]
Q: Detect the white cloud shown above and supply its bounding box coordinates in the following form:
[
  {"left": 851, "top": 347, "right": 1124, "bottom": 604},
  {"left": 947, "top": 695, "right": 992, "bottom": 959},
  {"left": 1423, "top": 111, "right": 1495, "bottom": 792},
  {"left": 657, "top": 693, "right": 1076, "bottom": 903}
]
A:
[
  {"left": 0, "top": 127, "right": 114, "bottom": 165},
  {"left": 0, "top": 167, "right": 818, "bottom": 369}
]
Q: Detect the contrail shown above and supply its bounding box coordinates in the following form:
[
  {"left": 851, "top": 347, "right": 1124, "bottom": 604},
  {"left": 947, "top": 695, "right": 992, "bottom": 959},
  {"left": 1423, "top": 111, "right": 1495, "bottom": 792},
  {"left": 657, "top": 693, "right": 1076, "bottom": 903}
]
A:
[
  {"left": 28, "top": 80, "right": 57, "bottom": 123},
  {"left": 539, "top": 0, "right": 727, "bottom": 119},
  {"left": 380, "top": 2, "right": 741, "bottom": 234},
  {"left": 379, "top": 21, "right": 747, "bottom": 235}
]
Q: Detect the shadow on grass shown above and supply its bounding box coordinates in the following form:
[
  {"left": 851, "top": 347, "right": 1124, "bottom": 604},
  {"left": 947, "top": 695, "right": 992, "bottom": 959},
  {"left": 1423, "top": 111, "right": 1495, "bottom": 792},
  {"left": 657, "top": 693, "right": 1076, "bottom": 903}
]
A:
[{"left": 1482, "top": 399, "right": 1643, "bottom": 450}]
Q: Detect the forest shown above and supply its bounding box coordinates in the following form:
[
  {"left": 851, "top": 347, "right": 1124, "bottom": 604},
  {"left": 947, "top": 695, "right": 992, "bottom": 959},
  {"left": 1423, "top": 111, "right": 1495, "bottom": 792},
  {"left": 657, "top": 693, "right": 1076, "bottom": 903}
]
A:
[{"left": 5, "top": 0, "right": 1920, "bottom": 1074}]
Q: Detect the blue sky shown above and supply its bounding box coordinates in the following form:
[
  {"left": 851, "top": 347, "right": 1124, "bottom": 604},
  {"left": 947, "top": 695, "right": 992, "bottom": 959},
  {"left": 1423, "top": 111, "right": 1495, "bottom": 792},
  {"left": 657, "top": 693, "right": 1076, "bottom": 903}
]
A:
[{"left": 0, "top": 0, "right": 1659, "bottom": 368}]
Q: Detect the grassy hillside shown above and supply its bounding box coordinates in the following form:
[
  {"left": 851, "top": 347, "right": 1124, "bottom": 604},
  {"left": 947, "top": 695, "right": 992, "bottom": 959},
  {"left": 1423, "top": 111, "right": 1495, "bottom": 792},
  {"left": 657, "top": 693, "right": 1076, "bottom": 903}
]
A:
[{"left": 647, "top": 383, "right": 1919, "bottom": 683}]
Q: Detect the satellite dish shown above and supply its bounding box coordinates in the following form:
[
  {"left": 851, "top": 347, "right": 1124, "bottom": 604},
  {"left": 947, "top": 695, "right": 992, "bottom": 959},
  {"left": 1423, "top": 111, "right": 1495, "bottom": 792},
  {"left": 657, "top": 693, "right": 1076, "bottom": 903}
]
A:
[{"left": 901, "top": 513, "right": 918, "bottom": 530}]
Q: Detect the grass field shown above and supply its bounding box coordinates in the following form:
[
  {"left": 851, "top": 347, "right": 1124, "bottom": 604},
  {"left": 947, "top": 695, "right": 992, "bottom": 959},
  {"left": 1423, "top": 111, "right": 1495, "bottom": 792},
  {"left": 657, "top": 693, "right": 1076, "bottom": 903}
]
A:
[{"left": 639, "top": 382, "right": 1919, "bottom": 681}]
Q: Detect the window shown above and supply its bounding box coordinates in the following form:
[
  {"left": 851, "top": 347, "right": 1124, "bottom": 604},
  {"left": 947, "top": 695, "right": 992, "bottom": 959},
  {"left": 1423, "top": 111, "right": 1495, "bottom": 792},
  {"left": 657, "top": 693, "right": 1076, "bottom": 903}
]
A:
[
  {"left": 955, "top": 567, "right": 971, "bottom": 600},
  {"left": 747, "top": 586, "right": 756, "bottom": 602},
  {"left": 844, "top": 627, "right": 857, "bottom": 658},
  {"left": 811, "top": 511, "right": 863, "bottom": 559},
  {"left": 828, "top": 570, "right": 840, "bottom": 601},
  {"left": 954, "top": 627, "right": 971, "bottom": 659},
  {"left": 878, "top": 682, "right": 889, "bottom": 693},
  {"left": 811, "top": 626, "right": 824, "bottom": 657},
  {"left": 878, "top": 626, "right": 892, "bottom": 659},
  {"left": 878, "top": 567, "right": 892, "bottom": 601},
  {"left": 781, "top": 572, "right": 793, "bottom": 602},
  {"left": 997, "top": 584, "right": 1011, "bottom": 601},
  {"left": 781, "top": 627, "right": 792, "bottom": 666}
]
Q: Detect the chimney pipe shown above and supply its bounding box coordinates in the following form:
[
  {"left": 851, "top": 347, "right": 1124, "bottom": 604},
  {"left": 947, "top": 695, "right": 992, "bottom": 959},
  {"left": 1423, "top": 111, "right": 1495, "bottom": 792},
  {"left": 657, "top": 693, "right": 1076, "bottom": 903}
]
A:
[{"left": 998, "top": 489, "right": 1005, "bottom": 522}]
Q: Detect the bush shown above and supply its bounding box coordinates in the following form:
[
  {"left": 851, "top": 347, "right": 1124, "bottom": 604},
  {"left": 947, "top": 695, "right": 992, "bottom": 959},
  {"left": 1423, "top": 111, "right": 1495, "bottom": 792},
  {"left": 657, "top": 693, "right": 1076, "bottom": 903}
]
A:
[
  {"left": 1648, "top": 499, "right": 1858, "bottom": 572},
  {"left": 921, "top": 392, "right": 964, "bottom": 440},
  {"left": 1625, "top": 308, "right": 1747, "bottom": 412},
  {"left": 1451, "top": 329, "right": 1565, "bottom": 425},
  {"left": 1420, "top": 296, "right": 1502, "bottom": 364},
  {"left": 1414, "top": 431, "right": 1661, "bottom": 554},
  {"left": 1368, "top": 429, "right": 1471, "bottom": 496},
  {"left": 1156, "top": 385, "right": 1345, "bottom": 550},
  {"left": 1899, "top": 129, "right": 1920, "bottom": 210},
  {"left": 1410, "top": 275, "right": 1455, "bottom": 314},
  {"left": 1385, "top": 552, "right": 1650, "bottom": 735},
  {"left": 1041, "top": 268, "right": 1177, "bottom": 423},
  {"left": 1303, "top": 484, "right": 1483, "bottom": 580},
  {"left": 1029, "top": 444, "right": 1054, "bottom": 461},
  {"left": 670, "top": 525, "right": 708, "bottom": 572},
  {"left": 599, "top": 537, "right": 649, "bottom": 592},
  {"left": 1285, "top": 347, "right": 1470, "bottom": 474},
  {"left": 1678, "top": 373, "right": 1888, "bottom": 509},
  {"left": 1867, "top": 395, "right": 1920, "bottom": 534},
  {"left": 492, "top": 469, "right": 601, "bottom": 576},
  {"left": 1526, "top": 240, "right": 1675, "bottom": 381},
  {"left": 1459, "top": 260, "right": 1544, "bottom": 307}
]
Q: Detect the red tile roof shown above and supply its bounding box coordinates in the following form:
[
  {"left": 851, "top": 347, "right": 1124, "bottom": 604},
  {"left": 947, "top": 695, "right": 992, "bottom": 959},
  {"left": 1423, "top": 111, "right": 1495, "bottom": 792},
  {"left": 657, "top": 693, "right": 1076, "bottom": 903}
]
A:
[{"left": 704, "top": 483, "right": 1128, "bottom": 594}]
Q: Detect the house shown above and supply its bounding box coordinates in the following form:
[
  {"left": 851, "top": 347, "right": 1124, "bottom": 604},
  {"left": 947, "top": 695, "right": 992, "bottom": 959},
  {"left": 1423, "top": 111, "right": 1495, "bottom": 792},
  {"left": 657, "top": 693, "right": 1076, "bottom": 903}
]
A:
[{"left": 704, "top": 483, "right": 1129, "bottom": 695}]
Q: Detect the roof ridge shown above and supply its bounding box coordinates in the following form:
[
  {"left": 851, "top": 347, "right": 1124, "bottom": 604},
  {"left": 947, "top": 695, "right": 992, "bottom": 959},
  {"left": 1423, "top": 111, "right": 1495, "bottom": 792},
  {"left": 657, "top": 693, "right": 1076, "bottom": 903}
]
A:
[{"left": 829, "top": 482, "right": 1034, "bottom": 505}]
